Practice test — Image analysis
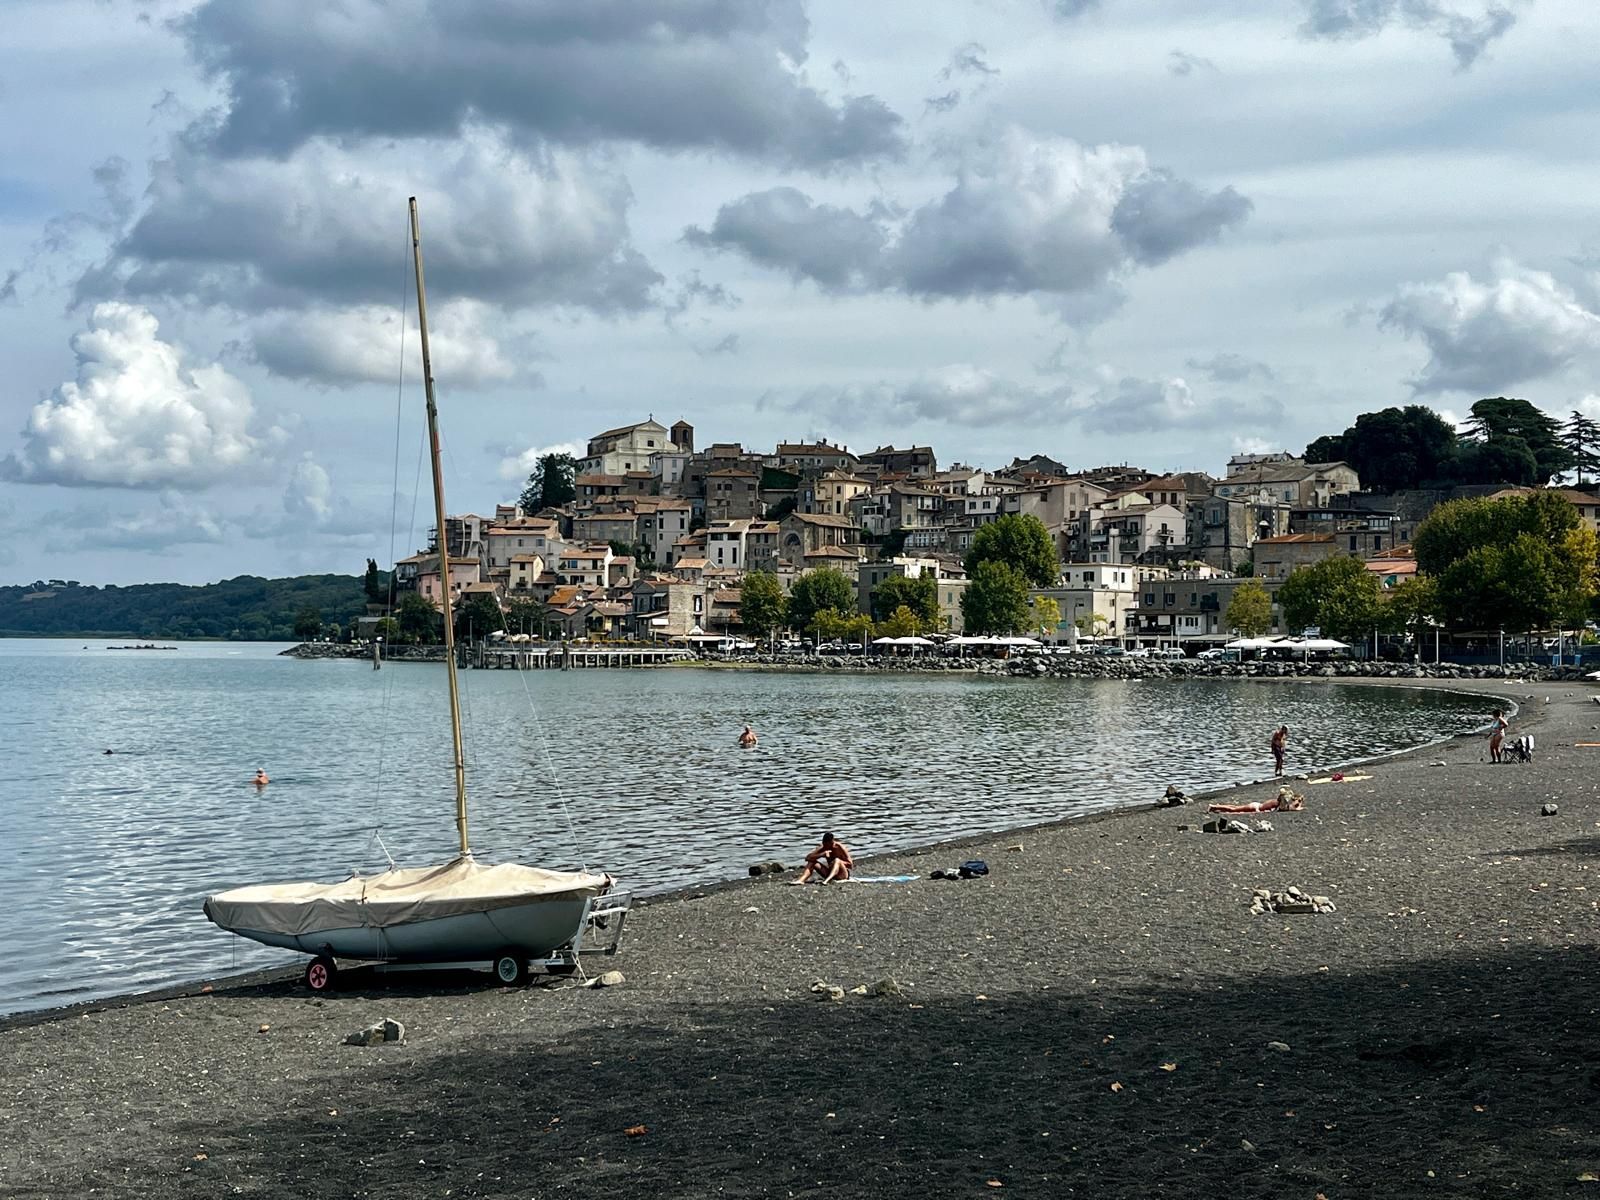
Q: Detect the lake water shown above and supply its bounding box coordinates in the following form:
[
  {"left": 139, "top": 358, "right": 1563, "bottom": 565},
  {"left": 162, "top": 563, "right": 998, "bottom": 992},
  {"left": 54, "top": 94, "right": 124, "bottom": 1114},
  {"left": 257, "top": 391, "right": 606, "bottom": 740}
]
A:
[{"left": 0, "top": 638, "right": 1496, "bottom": 1016}]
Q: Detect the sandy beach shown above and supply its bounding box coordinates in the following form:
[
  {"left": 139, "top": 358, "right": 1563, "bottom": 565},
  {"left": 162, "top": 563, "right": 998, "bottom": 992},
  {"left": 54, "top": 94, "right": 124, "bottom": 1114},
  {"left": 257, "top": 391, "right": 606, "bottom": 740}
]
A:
[{"left": 4, "top": 677, "right": 1599, "bottom": 1198}]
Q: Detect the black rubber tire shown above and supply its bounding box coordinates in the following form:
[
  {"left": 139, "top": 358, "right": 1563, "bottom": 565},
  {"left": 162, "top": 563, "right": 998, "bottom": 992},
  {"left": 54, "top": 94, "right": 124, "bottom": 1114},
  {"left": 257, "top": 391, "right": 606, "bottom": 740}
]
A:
[
  {"left": 304, "top": 955, "right": 337, "bottom": 993},
  {"left": 493, "top": 952, "right": 527, "bottom": 985}
]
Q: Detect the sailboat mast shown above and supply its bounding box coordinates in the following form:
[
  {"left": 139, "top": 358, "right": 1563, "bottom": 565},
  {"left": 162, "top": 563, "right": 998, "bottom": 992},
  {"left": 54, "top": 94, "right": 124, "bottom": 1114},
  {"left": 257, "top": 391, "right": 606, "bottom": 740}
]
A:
[{"left": 409, "top": 196, "right": 471, "bottom": 858}]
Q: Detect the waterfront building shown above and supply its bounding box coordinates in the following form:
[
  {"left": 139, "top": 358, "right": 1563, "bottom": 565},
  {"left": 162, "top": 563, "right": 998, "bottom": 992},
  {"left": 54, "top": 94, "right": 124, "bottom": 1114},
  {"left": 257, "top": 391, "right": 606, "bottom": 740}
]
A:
[
  {"left": 579, "top": 418, "right": 686, "bottom": 476},
  {"left": 1252, "top": 533, "right": 1339, "bottom": 582}
]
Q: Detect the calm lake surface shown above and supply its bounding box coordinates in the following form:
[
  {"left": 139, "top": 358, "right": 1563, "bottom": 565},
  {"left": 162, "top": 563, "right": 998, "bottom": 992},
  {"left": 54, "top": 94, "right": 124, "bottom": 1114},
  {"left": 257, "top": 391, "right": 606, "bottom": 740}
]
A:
[{"left": 0, "top": 638, "right": 1497, "bottom": 1016}]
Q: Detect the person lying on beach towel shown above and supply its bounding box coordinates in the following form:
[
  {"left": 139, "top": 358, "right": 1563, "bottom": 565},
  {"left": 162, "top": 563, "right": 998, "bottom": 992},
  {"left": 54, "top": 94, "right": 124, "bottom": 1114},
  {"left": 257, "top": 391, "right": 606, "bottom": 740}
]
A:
[
  {"left": 1208, "top": 786, "right": 1304, "bottom": 814},
  {"left": 790, "top": 832, "right": 853, "bottom": 885}
]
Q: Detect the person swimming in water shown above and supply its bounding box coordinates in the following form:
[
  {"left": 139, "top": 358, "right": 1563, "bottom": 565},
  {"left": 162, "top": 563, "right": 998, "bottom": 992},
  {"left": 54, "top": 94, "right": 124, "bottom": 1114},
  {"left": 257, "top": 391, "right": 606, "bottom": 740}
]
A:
[
  {"left": 253, "top": 768, "right": 269, "bottom": 786},
  {"left": 738, "top": 725, "right": 758, "bottom": 749}
]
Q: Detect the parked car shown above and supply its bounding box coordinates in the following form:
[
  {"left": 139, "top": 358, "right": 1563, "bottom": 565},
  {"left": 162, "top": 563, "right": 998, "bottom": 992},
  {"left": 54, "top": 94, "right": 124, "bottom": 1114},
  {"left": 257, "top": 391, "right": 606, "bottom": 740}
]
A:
[
  {"left": 1198, "top": 647, "right": 1241, "bottom": 662},
  {"left": 1124, "top": 646, "right": 1151, "bottom": 658},
  {"left": 1092, "top": 644, "right": 1127, "bottom": 658},
  {"left": 1151, "top": 647, "right": 1183, "bottom": 660}
]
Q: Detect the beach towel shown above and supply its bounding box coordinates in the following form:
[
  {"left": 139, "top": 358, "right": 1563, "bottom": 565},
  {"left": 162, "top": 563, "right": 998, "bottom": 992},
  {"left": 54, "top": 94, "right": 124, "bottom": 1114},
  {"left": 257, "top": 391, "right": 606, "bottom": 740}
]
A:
[
  {"left": 843, "top": 874, "right": 919, "bottom": 884},
  {"left": 1306, "top": 773, "right": 1373, "bottom": 784}
]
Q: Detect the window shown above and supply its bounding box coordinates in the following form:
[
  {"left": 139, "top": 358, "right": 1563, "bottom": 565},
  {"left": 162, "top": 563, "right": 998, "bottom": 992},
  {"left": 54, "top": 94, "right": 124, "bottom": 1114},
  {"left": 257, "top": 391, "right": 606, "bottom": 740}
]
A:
[{"left": 1349, "top": 535, "right": 1357, "bottom": 552}]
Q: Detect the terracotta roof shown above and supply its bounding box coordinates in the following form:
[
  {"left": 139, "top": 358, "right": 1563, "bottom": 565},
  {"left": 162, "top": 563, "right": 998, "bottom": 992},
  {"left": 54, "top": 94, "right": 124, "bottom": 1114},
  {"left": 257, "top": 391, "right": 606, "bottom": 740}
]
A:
[
  {"left": 787, "top": 512, "right": 856, "bottom": 529},
  {"left": 1255, "top": 533, "right": 1336, "bottom": 545},
  {"left": 575, "top": 474, "right": 625, "bottom": 487},
  {"left": 805, "top": 545, "right": 861, "bottom": 559},
  {"left": 591, "top": 419, "right": 666, "bottom": 441},
  {"left": 676, "top": 557, "right": 709, "bottom": 569},
  {"left": 707, "top": 467, "right": 759, "bottom": 478}
]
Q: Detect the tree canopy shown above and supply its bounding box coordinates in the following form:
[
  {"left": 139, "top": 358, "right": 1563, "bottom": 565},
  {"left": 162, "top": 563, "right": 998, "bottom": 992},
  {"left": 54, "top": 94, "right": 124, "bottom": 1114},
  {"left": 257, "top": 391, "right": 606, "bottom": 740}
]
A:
[
  {"left": 1563, "top": 410, "right": 1600, "bottom": 487},
  {"left": 870, "top": 571, "right": 939, "bottom": 625},
  {"left": 1224, "top": 579, "right": 1273, "bottom": 637},
  {"left": 518, "top": 452, "right": 578, "bottom": 513},
  {"left": 0, "top": 573, "right": 373, "bottom": 641},
  {"left": 396, "top": 592, "right": 440, "bottom": 643},
  {"left": 738, "top": 571, "right": 788, "bottom": 639},
  {"left": 1462, "top": 397, "right": 1572, "bottom": 485},
  {"left": 454, "top": 592, "right": 503, "bottom": 640},
  {"left": 787, "top": 567, "right": 857, "bottom": 632},
  {"left": 960, "top": 560, "right": 1031, "bottom": 635},
  {"left": 964, "top": 514, "right": 1059, "bottom": 588},
  {"left": 1413, "top": 491, "right": 1597, "bottom": 631},
  {"left": 1303, "top": 405, "right": 1458, "bottom": 492},
  {"left": 1274, "top": 557, "right": 1384, "bottom": 644}
]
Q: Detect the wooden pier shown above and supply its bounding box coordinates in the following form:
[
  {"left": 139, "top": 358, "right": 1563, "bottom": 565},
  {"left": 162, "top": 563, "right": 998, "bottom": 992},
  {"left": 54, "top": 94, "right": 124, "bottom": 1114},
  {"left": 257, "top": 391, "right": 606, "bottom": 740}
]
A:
[{"left": 473, "top": 645, "right": 695, "bottom": 670}]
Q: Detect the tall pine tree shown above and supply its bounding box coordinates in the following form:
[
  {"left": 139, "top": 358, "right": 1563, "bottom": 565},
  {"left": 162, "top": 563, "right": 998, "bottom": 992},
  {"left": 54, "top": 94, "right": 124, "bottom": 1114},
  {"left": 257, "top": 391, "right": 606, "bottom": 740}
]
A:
[{"left": 1562, "top": 410, "right": 1600, "bottom": 488}]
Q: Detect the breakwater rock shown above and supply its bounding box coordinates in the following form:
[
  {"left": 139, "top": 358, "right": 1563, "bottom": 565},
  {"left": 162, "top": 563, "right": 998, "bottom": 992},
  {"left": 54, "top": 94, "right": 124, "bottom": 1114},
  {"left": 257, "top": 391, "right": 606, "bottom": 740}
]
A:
[{"left": 281, "top": 642, "right": 447, "bottom": 662}]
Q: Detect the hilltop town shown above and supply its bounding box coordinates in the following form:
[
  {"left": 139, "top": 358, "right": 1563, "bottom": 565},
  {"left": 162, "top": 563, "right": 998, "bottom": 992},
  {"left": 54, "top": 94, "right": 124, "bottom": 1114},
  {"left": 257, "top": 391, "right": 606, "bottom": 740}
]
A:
[{"left": 385, "top": 413, "right": 1600, "bottom": 655}]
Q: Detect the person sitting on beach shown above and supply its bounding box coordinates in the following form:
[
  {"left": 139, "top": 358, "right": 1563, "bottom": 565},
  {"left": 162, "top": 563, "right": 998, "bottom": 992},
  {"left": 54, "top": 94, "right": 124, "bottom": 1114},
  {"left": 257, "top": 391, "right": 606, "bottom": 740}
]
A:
[
  {"left": 253, "top": 768, "right": 269, "bottom": 787},
  {"left": 1488, "top": 710, "right": 1508, "bottom": 764},
  {"left": 738, "top": 725, "right": 758, "bottom": 749},
  {"left": 1270, "top": 726, "right": 1289, "bottom": 776},
  {"left": 1209, "top": 786, "right": 1304, "bottom": 815},
  {"left": 790, "top": 832, "right": 853, "bottom": 885}
]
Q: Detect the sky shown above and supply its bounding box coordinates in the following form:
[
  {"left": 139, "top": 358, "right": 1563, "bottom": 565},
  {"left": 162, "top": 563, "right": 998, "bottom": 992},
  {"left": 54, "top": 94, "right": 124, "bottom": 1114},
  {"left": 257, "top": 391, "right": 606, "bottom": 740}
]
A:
[{"left": 2, "top": 0, "right": 1599, "bottom": 585}]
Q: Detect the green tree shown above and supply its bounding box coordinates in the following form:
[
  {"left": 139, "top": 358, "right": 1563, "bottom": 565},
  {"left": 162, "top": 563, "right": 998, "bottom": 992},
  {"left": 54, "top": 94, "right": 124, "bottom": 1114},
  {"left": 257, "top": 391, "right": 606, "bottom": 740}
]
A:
[
  {"left": 814, "top": 608, "right": 871, "bottom": 646},
  {"left": 1274, "top": 557, "right": 1384, "bottom": 644},
  {"left": 961, "top": 560, "right": 1031, "bottom": 635},
  {"left": 870, "top": 571, "right": 939, "bottom": 625},
  {"left": 362, "top": 558, "right": 384, "bottom": 603},
  {"left": 373, "top": 616, "right": 401, "bottom": 641},
  {"left": 518, "top": 452, "right": 578, "bottom": 512},
  {"left": 1224, "top": 579, "right": 1273, "bottom": 637},
  {"left": 1562, "top": 410, "right": 1600, "bottom": 486},
  {"left": 738, "top": 571, "right": 788, "bottom": 640},
  {"left": 396, "top": 592, "right": 440, "bottom": 643},
  {"left": 1461, "top": 397, "right": 1573, "bottom": 484},
  {"left": 1028, "top": 595, "right": 1061, "bottom": 639},
  {"left": 1414, "top": 491, "right": 1598, "bottom": 631},
  {"left": 1452, "top": 437, "right": 1539, "bottom": 487},
  {"left": 454, "top": 592, "right": 503, "bottom": 641},
  {"left": 876, "top": 604, "right": 921, "bottom": 639},
  {"left": 964, "top": 514, "right": 1059, "bottom": 587},
  {"left": 505, "top": 596, "right": 543, "bottom": 637},
  {"left": 787, "top": 567, "right": 857, "bottom": 632},
  {"left": 1304, "top": 405, "right": 1459, "bottom": 491},
  {"left": 1381, "top": 576, "right": 1439, "bottom": 643},
  {"left": 293, "top": 605, "right": 323, "bottom": 639}
]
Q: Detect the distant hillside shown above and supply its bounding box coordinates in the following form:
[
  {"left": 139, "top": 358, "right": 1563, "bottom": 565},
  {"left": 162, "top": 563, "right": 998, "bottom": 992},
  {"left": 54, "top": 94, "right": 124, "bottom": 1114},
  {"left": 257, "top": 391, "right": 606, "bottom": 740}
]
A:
[{"left": 0, "top": 574, "right": 372, "bottom": 640}]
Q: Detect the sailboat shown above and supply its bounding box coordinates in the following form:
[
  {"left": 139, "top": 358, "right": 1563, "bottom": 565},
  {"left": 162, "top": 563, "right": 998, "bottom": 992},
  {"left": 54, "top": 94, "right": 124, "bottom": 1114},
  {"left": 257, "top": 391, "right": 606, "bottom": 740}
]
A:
[{"left": 204, "top": 199, "right": 619, "bottom": 991}]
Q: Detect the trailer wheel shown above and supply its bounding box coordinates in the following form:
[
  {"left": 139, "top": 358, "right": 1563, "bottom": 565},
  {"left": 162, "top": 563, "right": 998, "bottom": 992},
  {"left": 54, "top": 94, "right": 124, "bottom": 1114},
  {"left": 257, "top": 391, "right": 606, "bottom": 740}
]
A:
[
  {"left": 305, "top": 955, "right": 337, "bottom": 993},
  {"left": 493, "top": 952, "right": 527, "bottom": 986}
]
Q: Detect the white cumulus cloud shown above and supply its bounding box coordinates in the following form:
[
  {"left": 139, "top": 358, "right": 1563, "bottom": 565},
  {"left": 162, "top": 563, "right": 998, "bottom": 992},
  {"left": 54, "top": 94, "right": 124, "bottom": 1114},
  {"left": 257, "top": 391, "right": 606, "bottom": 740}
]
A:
[
  {"left": 1380, "top": 260, "right": 1600, "bottom": 394},
  {"left": 497, "top": 441, "right": 585, "bottom": 481},
  {"left": 3, "top": 302, "right": 270, "bottom": 488},
  {"left": 252, "top": 299, "right": 529, "bottom": 388}
]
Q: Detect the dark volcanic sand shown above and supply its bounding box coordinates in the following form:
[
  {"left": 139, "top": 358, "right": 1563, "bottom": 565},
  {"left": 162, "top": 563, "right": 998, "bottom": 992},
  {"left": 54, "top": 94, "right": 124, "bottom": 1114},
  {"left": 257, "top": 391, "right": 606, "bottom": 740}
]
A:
[{"left": 4, "top": 679, "right": 1600, "bottom": 1199}]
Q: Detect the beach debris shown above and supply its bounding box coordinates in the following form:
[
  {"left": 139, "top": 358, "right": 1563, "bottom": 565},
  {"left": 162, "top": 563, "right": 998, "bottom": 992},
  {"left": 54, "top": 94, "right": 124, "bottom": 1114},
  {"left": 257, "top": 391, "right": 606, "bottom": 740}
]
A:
[
  {"left": 1159, "top": 1062, "right": 1178, "bottom": 1072},
  {"left": 1203, "top": 818, "right": 1253, "bottom": 835},
  {"left": 1266, "top": 1041, "right": 1291, "bottom": 1053},
  {"left": 1159, "top": 785, "right": 1191, "bottom": 807},
  {"left": 199, "top": 984, "right": 213, "bottom": 994},
  {"left": 869, "top": 977, "right": 904, "bottom": 997},
  {"left": 810, "top": 979, "right": 846, "bottom": 1002},
  {"left": 624, "top": 1124, "right": 648, "bottom": 1137},
  {"left": 382, "top": 1018, "right": 405, "bottom": 1042},
  {"left": 987, "top": 1181, "right": 1004, "bottom": 1189},
  {"left": 584, "top": 970, "right": 625, "bottom": 989},
  {"left": 1429, "top": 759, "right": 1447, "bottom": 767},
  {"left": 742, "top": 905, "right": 760, "bottom": 913},
  {"left": 192, "top": 1152, "right": 208, "bottom": 1161},
  {"left": 343, "top": 1017, "right": 404, "bottom": 1046},
  {"left": 1542, "top": 803, "right": 1560, "bottom": 816},
  {"left": 849, "top": 984, "right": 869, "bottom": 995},
  {"left": 747, "top": 861, "right": 788, "bottom": 877},
  {"left": 1109, "top": 1081, "right": 1124, "bottom": 1093},
  {"left": 1240, "top": 1139, "right": 1257, "bottom": 1152},
  {"left": 257, "top": 1023, "right": 270, "bottom": 1034},
  {"left": 1254, "top": 820, "right": 1274, "bottom": 833},
  {"left": 1250, "top": 886, "right": 1336, "bottom": 915},
  {"left": 1005, "top": 844, "right": 1024, "bottom": 853}
]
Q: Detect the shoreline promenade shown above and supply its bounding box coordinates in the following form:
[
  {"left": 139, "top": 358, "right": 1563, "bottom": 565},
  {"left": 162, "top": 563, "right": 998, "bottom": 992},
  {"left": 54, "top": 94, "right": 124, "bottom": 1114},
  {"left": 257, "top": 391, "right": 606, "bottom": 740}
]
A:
[{"left": 3, "top": 678, "right": 1598, "bottom": 1197}]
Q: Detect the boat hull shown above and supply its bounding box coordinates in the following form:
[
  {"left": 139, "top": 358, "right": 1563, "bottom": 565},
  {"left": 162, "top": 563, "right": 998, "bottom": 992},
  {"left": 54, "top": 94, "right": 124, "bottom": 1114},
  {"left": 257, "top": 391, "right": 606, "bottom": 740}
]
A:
[{"left": 209, "top": 893, "right": 592, "bottom": 962}]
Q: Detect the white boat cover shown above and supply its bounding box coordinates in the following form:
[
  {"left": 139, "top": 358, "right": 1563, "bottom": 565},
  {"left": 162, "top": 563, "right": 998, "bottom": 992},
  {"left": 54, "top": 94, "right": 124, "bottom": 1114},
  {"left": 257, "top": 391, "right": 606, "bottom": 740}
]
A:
[{"left": 204, "top": 856, "right": 608, "bottom": 937}]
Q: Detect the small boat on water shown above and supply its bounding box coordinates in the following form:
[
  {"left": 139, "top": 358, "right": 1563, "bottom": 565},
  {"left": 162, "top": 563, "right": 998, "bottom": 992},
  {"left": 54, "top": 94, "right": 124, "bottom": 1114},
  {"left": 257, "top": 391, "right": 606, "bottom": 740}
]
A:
[{"left": 205, "top": 199, "right": 624, "bottom": 990}]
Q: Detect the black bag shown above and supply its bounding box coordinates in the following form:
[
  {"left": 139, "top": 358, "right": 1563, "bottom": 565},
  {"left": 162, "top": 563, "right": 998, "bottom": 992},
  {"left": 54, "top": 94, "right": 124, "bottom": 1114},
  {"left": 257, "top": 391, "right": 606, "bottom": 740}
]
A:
[{"left": 957, "top": 859, "right": 989, "bottom": 879}]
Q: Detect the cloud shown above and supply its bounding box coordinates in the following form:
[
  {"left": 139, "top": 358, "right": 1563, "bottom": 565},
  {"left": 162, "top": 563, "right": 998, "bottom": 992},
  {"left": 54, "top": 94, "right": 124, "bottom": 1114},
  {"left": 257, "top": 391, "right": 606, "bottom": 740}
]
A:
[
  {"left": 1168, "top": 50, "right": 1218, "bottom": 77},
  {"left": 1046, "top": 0, "right": 1101, "bottom": 17},
  {"left": 781, "top": 364, "right": 1279, "bottom": 435},
  {"left": 283, "top": 453, "right": 332, "bottom": 524},
  {"left": 81, "top": 132, "right": 660, "bottom": 317},
  {"left": 1185, "top": 353, "right": 1277, "bottom": 384},
  {"left": 497, "top": 441, "right": 585, "bottom": 481},
  {"left": 178, "top": 0, "right": 904, "bottom": 169},
  {"left": 688, "top": 130, "right": 1250, "bottom": 321},
  {"left": 1379, "top": 260, "right": 1600, "bottom": 394},
  {"left": 684, "top": 187, "right": 889, "bottom": 293},
  {"left": 1073, "top": 374, "right": 1282, "bottom": 436},
  {"left": 941, "top": 44, "right": 999, "bottom": 80},
  {"left": 3, "top": 302, "right": 273, "bottom": 489},
  {"left": 252, "top": 299, "right": 531, "bottom": 388},
  {"left": 59, "top": 493, "right": 232, "bottom": 552},
  {"left": 1299, "top": 0, "right": 1518, "bottom": 69}
]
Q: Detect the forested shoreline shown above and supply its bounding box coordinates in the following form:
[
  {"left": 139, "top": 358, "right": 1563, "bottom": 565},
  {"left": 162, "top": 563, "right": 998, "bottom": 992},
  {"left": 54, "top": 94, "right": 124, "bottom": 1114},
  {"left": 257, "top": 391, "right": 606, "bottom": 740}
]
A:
[{"left": 0, "top": 574, "right": 370, "bottom": 641}]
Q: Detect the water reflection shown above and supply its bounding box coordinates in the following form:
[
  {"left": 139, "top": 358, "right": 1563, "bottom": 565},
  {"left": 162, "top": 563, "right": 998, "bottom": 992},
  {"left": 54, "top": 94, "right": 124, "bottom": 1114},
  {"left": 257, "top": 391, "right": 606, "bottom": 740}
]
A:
[{"left": 0, "top": 640, "right": 1495, "bottom": 1015}]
